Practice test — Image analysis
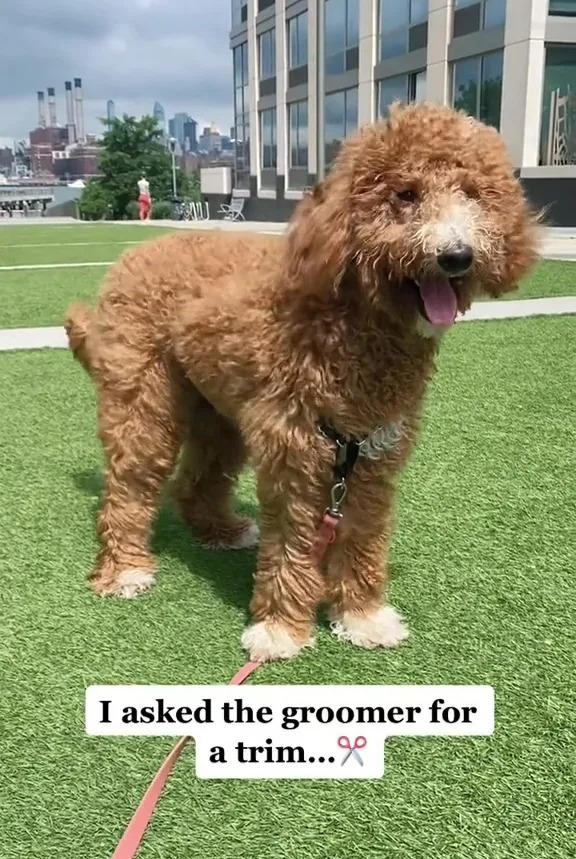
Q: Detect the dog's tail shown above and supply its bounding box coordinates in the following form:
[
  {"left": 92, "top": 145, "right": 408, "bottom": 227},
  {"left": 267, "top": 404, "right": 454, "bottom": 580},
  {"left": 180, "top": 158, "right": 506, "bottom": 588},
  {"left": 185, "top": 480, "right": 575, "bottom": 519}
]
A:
[{"left": 64, "top": 302, "right": 94, "bottom": 374}]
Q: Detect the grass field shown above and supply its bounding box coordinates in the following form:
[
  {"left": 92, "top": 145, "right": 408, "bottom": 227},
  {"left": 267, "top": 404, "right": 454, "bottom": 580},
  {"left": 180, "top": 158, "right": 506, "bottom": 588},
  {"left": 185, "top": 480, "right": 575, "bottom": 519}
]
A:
[
  {"left": 0, "top": 223, "right": 575, "bottom": 329},
  {"left": 0, "top": 224, "right": 575, "bottom": 858}
]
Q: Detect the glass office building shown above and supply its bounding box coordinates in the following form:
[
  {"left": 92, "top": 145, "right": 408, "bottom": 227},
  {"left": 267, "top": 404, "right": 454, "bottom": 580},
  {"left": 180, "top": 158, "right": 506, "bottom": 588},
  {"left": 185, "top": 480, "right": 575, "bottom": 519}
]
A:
[{"left": 230, "top": 0, "right": 576, "bottom": 224}]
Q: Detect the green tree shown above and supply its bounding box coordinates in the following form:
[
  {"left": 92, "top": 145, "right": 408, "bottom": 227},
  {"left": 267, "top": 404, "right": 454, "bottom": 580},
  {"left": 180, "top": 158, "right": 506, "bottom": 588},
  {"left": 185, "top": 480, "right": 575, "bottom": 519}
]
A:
[
  {"left": 78, "top": 179, "right": 112, "bottom": 221},
  {"left": 81, "top": 114, "right": 189, "bottom": 219}
]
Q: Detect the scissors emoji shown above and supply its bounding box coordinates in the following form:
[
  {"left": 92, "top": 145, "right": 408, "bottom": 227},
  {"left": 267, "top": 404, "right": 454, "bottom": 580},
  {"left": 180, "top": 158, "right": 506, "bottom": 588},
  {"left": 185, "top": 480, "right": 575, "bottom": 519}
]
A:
[{"left": 338, "top": 735, "right": 367, "bottom": 766}]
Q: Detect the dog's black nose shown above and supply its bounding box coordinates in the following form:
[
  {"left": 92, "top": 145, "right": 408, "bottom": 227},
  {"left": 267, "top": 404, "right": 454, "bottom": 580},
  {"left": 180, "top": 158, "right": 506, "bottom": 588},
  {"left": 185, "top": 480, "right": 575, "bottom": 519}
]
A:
[{"left": 436, "top": 246, "right": 474, "bottom": 275}]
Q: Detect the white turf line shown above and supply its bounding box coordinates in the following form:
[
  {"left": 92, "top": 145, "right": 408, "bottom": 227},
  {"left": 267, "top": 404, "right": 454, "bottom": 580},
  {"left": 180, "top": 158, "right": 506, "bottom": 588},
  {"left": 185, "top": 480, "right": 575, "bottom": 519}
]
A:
[
  {"left": 0, "top": 261, "right": 113, "bottom": 271},
  {"left": 1, "top": 297, "right": 575, "bottom": 352},
  {"left": 0, "top": 241, "right": 142, "bottom": 249}
]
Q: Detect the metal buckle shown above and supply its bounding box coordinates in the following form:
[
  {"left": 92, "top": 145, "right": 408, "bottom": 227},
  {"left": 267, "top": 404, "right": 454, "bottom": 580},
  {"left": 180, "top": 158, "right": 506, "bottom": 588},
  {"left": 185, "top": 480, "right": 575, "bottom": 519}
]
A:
[{"left": 329, "top": 479, "right": 347, "bottom": 515}]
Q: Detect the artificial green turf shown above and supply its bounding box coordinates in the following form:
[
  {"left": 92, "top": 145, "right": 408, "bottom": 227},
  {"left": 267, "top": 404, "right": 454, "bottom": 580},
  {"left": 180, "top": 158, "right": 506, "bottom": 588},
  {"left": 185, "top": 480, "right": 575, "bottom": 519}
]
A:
[
  {"left": 0, "top": 242, "right": 142, "bottom": 266},
  {"left": 503, "top": 258, "right": 576, "bottom": 301},
  {"left": 1, "top": 256, "right": 575, "bottom": 331},
  {"left": 0, "top": 223, "right": 173, "bottom": 245},
  {"left": 0, "top": 267, "right": 104, "bottom": 328},
  {"left": 1, "top": 317, "right": 575, "bottom": 858}
]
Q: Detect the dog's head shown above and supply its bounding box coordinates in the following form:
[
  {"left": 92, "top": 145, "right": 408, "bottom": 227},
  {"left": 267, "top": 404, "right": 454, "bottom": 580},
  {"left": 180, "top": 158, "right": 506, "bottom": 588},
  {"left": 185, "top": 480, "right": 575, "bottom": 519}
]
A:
[{"left": 284, "top": 103, "right": 539, "bottom": 336}]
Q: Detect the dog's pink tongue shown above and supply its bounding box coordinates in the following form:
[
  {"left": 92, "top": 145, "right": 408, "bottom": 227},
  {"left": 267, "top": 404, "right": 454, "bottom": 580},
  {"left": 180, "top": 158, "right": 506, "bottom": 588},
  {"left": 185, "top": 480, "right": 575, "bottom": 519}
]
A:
[{"left": 417, "top": 277, "right": 458, "bottom": 327}]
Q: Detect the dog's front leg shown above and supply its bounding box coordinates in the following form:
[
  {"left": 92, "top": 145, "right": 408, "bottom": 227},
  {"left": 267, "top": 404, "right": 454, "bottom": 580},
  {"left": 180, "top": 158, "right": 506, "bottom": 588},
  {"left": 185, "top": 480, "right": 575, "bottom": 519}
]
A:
[
  {"left": 241, "top": 435, "right": 331, "bottom": 663},
  {"left": 324, "top": 467, "right": 409, "bottom": 650}
]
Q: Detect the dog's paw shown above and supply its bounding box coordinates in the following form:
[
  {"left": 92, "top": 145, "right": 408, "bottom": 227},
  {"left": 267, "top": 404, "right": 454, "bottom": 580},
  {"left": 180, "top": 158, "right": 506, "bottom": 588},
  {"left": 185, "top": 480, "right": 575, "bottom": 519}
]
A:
[
  {"left": 92, "top": 569, "right": 156, "bottom": 599},
  {"left": 330, "top": 605, "right": 409, "bottom": 649},
  {"left": 229, "top": 521, "right": 260, "bottom": 549},
  {"left": 241, "top": 621, "right": 313, "bottom": 662},
  {"left": 202, "top": 521, "right": 260, "bottom": 551}
]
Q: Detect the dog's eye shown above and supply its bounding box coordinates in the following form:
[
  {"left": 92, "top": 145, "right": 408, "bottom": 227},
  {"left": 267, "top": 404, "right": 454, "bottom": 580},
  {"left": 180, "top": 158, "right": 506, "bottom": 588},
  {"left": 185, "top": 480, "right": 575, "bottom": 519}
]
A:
[
  {"left": 396, "top": 188, "right": 419, "bottom": 204},
  {"left": 462, "top": 183, "right": 481, "bottom": 200}
]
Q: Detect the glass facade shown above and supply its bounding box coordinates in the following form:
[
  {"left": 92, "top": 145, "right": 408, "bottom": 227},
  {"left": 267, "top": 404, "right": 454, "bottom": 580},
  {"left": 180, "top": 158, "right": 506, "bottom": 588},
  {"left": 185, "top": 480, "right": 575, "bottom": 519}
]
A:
[
  {"left": 324, "top": 87, "right": 358, "bottom": 166},
  {"left": 233, "top": 42, "right": 250, "bottom": 188},
  {"left": 289, "top": 100, "right": 309, "bottom": 168},
  {"left": 260, "top": 108, "right": 277, "bottom": 169},
  {"left": 549, "top": 0, "right": 576, "bottom": 12},
  {"left": 540, "top": 44, "right": 576, "bottom": 164},
  {"left": 378, "top": 70, "right": 427, "bottom": 116},
  {"left": 289, "top": 12, "right": 308, "bottom": 69},
  {"left": 453, "top": 0, "right": 506, "bottom": 31},
  {"left": 259, "top": 29, "right": 276, "bottom": 80},
  {"left": 324, "top": 0, "right": 360, "bottom": 75},
  {"left": 231, "top": 0, "right": 248, "bottom": 28},
  {"left": 379, "top": 0, "right": 428, "bottom": 60},
  {"left": 452, "top": 50, "right": 504, "bottom": 129}
]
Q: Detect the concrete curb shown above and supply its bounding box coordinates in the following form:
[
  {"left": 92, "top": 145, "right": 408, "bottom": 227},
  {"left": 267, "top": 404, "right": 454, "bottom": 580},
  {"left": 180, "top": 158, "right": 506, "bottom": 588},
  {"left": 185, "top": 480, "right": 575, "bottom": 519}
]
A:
[{"left": 2, "top": 296, "right": 575, "bottom": 353}]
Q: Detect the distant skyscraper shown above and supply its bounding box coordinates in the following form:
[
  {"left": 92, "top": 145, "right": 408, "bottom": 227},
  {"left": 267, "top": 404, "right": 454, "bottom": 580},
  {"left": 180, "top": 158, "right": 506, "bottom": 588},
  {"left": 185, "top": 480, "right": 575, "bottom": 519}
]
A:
[
  {"left": 170, "top": 112, "right": 197, "bottom": 152},
  {"left": 199, "top": 122, "right": 222, "bottom": 153},
  {"left": 106, "top": 100, "right": 116, "bottom": 122},
  {"left": 153, "top": 102, "right": 166, "bottom": 132},
  {"left": 183, "top": 119, "right": 198, "bottom": 152}
]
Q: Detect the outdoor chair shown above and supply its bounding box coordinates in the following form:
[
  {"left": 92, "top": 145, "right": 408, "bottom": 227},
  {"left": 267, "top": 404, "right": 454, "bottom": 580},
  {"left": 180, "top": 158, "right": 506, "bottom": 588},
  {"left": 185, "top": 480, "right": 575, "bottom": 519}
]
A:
[{"left": 218, "top": 195, "right": 246, "bottom": 221}]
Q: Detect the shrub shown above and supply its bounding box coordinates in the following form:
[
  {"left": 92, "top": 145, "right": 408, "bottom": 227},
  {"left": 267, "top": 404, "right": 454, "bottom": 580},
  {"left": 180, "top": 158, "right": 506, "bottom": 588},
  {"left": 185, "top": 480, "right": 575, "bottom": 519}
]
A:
[
  {"left": 151, "top": 200, "right": 173, "bottom": 220},
  {"left": 125, "top": 200, "right": 140, "bottom": 220},
  {"left": 79, "top": 181, "right": 113, "bottom": 221}
]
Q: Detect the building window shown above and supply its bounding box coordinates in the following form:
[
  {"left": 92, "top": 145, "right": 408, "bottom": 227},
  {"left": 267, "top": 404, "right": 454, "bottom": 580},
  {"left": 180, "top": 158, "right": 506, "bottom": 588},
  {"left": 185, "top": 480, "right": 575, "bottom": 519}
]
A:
[
  {"left": 324, "top": 87, "right": 358, "bottom": 167},
  {"left": 549, "top": 0, "right": 576, "bottom": 13},
  {"left": 452, "top": 50, "right": 503, "bottom": 129},
  {"left": 288, "top": 12, "right": 308, "bottom": 68},
  {"left": 540, "top": 44, "right": 576, "bottom": 165},
  {"left": 260, "top": 108, "right": 277, "bottom": 169},
  {"left": 231, "top": 0, "right": 248, "bottom": 27},
  {"left": 379, "top": 0, "right": 428, "bottom": 60},
  {"left": 259, "top": 28, "right": 276, "bottom": 79},
  {"left": 324, "top": 0, "right": 360, "bottom": 75},
  {"left": 233, "top": 42, "right": 250, "bottom": 188},
  {"left": 453, "top": 0, "right": 506, "bottom": 33},
  {"left": 378, "top": 70, "right": 427, "bottom": 116},
  {"left": 289, "top": 100, "right": 308, "bottom": 168}
]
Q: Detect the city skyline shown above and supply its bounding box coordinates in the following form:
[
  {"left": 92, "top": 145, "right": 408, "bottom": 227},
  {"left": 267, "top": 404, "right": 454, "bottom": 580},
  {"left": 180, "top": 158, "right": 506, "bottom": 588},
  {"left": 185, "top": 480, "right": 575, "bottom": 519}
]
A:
[{"left": 0, "top": 0, "right": 233, "bottom": 141}]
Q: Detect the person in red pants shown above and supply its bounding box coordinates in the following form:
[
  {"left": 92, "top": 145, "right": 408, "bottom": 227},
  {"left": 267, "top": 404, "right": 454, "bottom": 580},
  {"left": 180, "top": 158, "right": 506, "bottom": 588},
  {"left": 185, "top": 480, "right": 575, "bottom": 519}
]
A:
[{"left": 137, "top": 175, "right": 151, "bottom": 221}]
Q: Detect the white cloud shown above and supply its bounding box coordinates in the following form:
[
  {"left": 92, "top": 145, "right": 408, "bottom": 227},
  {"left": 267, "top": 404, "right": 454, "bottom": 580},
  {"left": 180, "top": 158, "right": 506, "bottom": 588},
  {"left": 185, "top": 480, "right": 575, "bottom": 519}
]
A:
[{"left": 0, "top": 0, "right": 234, "bottom": 139}]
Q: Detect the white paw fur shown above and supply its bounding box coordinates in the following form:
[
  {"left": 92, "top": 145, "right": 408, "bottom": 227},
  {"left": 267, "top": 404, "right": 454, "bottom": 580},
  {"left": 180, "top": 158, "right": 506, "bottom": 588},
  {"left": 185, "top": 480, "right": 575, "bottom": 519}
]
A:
[
  {"left": 208, "top": 521, "right": 260, "bottom": 550},
  {"left": 112, "top": 569, "right": 156, "bottom": 598},
  {"left": 241, "top": 621, "right": 312, "bottom": 662},
  {"left": 231, "top": 521, "right": 260, "bottom": 549},
  {"left": 330, "top": 605, "right": 409, "bottom": 649}
]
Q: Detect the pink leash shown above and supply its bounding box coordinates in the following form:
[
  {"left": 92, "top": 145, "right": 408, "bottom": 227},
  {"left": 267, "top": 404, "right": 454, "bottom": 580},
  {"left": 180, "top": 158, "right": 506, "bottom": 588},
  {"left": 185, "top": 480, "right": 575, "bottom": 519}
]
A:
[
  {"left": 110, "top": 511, "right": 343, "bottom": 858},
  {"left": 110, "top": 660, "right": 262, "bottom": 859}
]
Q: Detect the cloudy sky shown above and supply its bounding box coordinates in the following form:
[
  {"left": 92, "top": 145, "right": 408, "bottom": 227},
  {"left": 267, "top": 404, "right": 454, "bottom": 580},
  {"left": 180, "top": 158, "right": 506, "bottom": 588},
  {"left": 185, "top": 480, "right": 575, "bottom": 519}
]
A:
[{"left": 0, "top": 0, "right": 233, "bottom": 145}]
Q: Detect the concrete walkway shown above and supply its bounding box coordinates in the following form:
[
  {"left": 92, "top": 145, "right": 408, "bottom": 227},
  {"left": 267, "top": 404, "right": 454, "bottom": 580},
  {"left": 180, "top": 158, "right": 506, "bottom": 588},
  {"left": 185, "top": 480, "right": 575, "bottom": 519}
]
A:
[
  {"left": 109, "top": 220, "right": 576, "bottom": 260},
  {"left": 2, "top": 216, "right": 576, "bottom": 258},
  {"left": 1, "top": 296, "right": 574, "bottom": 353}
]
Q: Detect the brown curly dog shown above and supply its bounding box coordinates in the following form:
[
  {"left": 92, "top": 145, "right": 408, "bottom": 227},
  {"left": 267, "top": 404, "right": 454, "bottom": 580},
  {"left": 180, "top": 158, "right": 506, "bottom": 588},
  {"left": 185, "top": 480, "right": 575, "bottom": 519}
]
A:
[{"left": 65, "top": 103, "right": 538, "bottom": 662}]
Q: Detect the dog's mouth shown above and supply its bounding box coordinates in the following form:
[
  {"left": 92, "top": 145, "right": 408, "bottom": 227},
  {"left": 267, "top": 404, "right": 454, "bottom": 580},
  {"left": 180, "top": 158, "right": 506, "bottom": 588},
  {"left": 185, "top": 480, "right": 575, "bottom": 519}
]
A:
[{"left": 408, "top": 275, "right": 462, "bottom": 328}]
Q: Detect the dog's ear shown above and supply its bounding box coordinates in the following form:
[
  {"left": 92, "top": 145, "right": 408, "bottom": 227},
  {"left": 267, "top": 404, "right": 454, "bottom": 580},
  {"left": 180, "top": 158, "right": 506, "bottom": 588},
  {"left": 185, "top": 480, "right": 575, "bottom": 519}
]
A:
[
  {"left": 283, "top": 175, "right": 352, "bottom": 292},
  {"left": 484, "top": 203, "right": 541, "bottom": 298}
]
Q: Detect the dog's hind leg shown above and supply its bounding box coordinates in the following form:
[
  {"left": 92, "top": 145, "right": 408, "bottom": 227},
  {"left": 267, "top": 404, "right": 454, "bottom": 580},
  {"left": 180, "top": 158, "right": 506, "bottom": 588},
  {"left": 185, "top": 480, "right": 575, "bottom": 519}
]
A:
[
  {"left": 172, "top": 399, "right": 258, "bottom": 549},
  {"left": 90, "top": 361, "right": 184, "bottom": 598}
]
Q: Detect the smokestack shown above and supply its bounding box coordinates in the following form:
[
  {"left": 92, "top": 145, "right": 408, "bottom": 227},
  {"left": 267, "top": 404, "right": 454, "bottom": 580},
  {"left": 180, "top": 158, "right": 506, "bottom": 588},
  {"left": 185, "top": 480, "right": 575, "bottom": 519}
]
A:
[
  {"left": 65, "top": 81, "right": 76, "bottom": 144},
  {"left": 37, "top": 91, "right": 46, "bottom": 128},
  {"left": 74, "top": 77, "right": 85, "bottom": 143},
  {"left": 47, "top": 87, "right": 58, "bottom": 127}
]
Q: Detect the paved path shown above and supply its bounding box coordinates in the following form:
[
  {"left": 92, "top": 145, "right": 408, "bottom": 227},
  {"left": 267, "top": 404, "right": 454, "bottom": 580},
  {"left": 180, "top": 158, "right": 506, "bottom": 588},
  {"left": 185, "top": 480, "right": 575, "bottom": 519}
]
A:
[
  {"left": 1, "top": 218, "right": 576, "bottom": 260},
  {"left": 1, "top": 296, "right": 574, "bottom": 353}
]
